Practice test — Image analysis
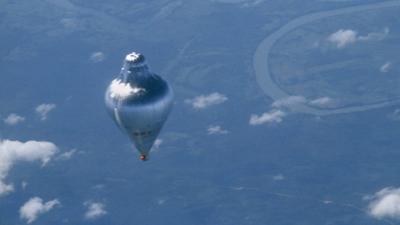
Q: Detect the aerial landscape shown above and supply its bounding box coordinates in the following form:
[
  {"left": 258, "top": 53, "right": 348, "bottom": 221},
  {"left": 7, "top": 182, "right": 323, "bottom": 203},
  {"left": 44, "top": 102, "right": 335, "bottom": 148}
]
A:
[{"left": 1, "top": 0, "right": 400, "bottom": 224}]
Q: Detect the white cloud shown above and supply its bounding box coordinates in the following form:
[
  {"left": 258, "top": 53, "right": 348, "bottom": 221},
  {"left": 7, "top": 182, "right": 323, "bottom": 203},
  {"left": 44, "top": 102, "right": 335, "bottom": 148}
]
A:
[
  {"left": 213, "top": 0, "right": 246, "bottom": 2},
  {"left": 380, "top": 62, "right": 392, "bottom": 73},
  {"left": 185, "top": 92, "right": 228, "bottom": 109},
  {"left": 328, "top": 29, "right": 358, "bottom": 48},
  {"left": 90, "top": 52, "right": 106, "bottom": 63},
  {"left": 243, "top": 0, "right": 264, "bottom": 7},
  {"left": 150, "top": 139, "right": 163, "bottom": 153},
  {"left": 272, "top": 96, "right": 307, "bottom": 109},
  {"left": 20, "top": 197, "right": 60, "bottom": 224},
  {"left": 249, "top": 95, "right": 336, "bottom": 125},
  {"left": 249, "top": 110, "right": 286, "bottom": 125},
  {"left": 328, "top": 28, "right": 389, "bottom": 48},
  {"left": 84, "top": 202, "right": 107, "bottom": 220},
  {"left": 207, "top": 125, "right": 229, "bottom": 135},
  {"left": 21, "top": 181, "right": 28, "bottom": 190},
  {"left": 212, "top": 0, "right": 264, "bottom": 6},
  {"left": 272, "top": 174, "right": 285, "bottom": 181},
  {"left": 272, "top": 95, "right": 335, "bottom": 109},
  {"left": 35, "top": 103, "right": 56, "bottom": 121},
  {"left": 4, "top": 113, "right": 25, "bottom": 125},
  {"left": 57, "top": 149, "right": 77, "bottom": 160},
  {"left": 109, "top": 79, "right": 145, "bottom": 100},
  {"left": 0, "top": 139, "right": 58, "bottom": 196},
  {"left": 0, "top": 181, "right": 13, "bottom": 195},
  {"left": 153, "top": 138, "right": 163, "bottom": 149},
  {"left": 309, "top": 97, "right": 334, "bottom": 107},
  {"left": 153, "top": 139, "right": 162, "bottom": 149},
  {"left": 157, "top": 198, "right": 167, "bottom": 205},
  {"left": 368, "top": 187, "right": 400, "bottom": 220},
  {"left": 358, "top": 27, "right": 389, "bottom": 41}
]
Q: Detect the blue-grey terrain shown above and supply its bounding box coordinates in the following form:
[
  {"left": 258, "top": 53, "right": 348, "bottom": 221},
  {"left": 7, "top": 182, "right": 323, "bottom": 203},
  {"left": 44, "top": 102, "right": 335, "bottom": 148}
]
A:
[{"left": 1, "top": 0, "right": 400, "bottom": 224}]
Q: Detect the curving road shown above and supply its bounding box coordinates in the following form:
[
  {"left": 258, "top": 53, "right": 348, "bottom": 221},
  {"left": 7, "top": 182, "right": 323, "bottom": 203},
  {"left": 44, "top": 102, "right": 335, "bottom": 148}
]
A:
[{"left": 253, "top": 0, "right": 400, "bottom": 116}]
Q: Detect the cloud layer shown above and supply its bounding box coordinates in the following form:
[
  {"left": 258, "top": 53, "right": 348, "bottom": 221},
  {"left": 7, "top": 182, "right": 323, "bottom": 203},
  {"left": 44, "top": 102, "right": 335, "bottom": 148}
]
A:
[
  {"left": 150, "top": 139, "right": 163, "bottom": 153},
  {"left": 4, "top": 113, "right": 25, "bottom": 125},
  {"left": 328, "top": 29, "right": 358, "bottom": 48},
  {"left": 368, "top": 187, "right": 400, "bottom": 220},
  {"left": 380, "top": 62, "right": 392, "bottom": 73},
  {"left": 0, "top": 140, "right": 58, "bottom": 196},
  {"left": 185, "top": 92, "right": 228, "bottom": 109},
  {"left": 272, "top": 174, "right": 285, "bottom": 181},
  {"left": 272, "top": 96, "right": 307, "bottom": 108},
  {"left": 328, "top": 28, "right": 389, "bottom": 48},
  {"left": 309, "top": 97, "right": 334, "bottom": 107},
  {"left": 249, "top": 95, "right": 335, "bottom": 125},
  {"left": 207, "top": 125, "right": 229, "bottom": 135},
  {"left": 84, "top": 202, "right": 107, "bottom": 220},
  {"left": 35, "top": 103, "right": 56, "bottom": 121},
  {"left": 90, "top": 52, "right": 106, "bottom": 63},
  {"left": 57, "top": 149, "right": 77, "bottom": 160},
  {"left": 20, "top": 197, "right": 60, "bottom": 223},
  {"left": 249, "top": 110, "right": 286, "bottom": 125}
]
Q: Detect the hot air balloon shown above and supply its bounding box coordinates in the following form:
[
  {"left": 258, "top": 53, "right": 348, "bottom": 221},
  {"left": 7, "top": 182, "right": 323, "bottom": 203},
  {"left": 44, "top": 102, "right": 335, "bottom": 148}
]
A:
[{"left": 105, "top": 52, "right": 174, "bottom": 161}]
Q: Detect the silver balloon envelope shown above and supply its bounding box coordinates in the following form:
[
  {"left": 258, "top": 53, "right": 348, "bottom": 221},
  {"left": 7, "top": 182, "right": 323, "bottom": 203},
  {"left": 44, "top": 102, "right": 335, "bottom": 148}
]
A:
[{"left": 105, "top": 52, "right": 174, "bottom": 160}]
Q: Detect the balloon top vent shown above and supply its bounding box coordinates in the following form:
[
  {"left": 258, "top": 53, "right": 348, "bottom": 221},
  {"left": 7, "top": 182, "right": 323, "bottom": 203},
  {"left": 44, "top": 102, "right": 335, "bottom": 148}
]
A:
[{"left": 125, "top": 52, "right": 145, "bottom": 64}]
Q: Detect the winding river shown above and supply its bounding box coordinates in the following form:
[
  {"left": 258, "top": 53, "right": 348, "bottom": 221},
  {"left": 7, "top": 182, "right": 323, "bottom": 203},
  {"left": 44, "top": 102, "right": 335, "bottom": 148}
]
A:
[{"left": 253, "top": 0, "right": 400, "bottom": 116}]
